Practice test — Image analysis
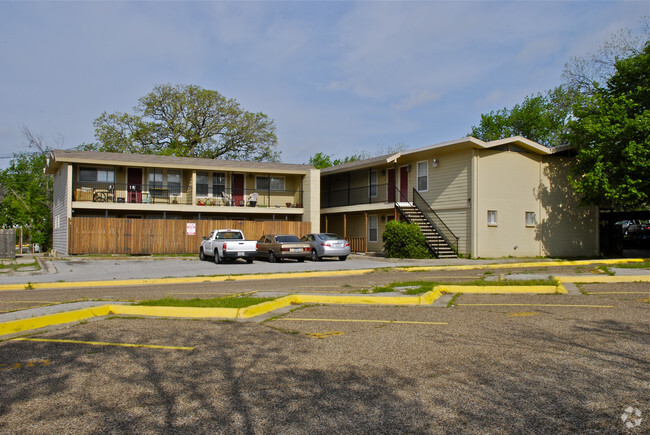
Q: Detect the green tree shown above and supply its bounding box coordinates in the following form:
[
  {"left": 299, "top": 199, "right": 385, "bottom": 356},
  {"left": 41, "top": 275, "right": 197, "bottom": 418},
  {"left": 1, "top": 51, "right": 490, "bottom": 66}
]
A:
[
  {"left": 567, "top": 43, "right": 650, "bottom": 210},
  {"left": 308, "top": 152, "right": 362, "bottom": 169},
  {"left": 88, "top": 84, "right": 280, "bottom": 162},
  {"left": 0, "top": 154, "right": 52, "bottom": 248},
  {"left": 469, "top": 88, "right": 574, "bottom": 148},
  {"left": 470, "top": 22, "right": 648, "bottom": 148}
]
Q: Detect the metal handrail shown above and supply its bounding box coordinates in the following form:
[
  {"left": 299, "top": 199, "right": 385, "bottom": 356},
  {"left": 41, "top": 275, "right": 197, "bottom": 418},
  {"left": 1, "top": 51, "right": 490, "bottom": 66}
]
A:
[{"left": 410, "top": 189, "right": 459, "bottom": 253}]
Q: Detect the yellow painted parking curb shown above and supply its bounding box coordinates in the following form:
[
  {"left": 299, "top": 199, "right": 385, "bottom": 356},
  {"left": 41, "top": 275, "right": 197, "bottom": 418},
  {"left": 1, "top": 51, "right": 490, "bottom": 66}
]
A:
[
  {"left": 557, "top": 275, "right": 650, "bottom": 284},
  {"left": 1, "top": 258, "right": 646, "bottom": 292},
  {"left": 0, "top": 275, "right": 645, "bottom": 336},
  {"left": 404, "top": 258, "right": 647, "bottom": 272}
]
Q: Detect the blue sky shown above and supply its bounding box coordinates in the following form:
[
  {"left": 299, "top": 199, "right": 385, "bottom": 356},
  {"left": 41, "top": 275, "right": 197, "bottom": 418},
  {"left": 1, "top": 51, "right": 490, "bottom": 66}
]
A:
[{"left": 0, "top": 1, "right": 647, "bottom": 168}]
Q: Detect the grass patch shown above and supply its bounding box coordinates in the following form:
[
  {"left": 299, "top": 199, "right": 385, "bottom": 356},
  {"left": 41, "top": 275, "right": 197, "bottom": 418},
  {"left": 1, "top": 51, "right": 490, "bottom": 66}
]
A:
[
  {"left": 447, "top": 293, "right": 462, "bottom": 308},
  {"left": 135, "top": 296, "right": 277, "bottom": 309},
  {"left": 0, "top": 261, "right": 40, "bottom": 271},
  {"left": 614, "top": 260, "right": 650, "bottom": 270}
]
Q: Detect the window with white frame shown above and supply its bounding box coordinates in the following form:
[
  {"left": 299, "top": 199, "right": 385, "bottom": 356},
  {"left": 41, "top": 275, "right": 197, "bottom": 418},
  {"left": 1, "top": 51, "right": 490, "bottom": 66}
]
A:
[
  {"left": 196, "top": 172, "right": 209, "bottom": 196},
  {"left": 256, "top": 176, "right": 285, "bottom": 191},
  {"left": 212, "top": 172, "right": 225, "bottom": 196},
  {"left": 487, "top": 210, "right": 498, "bottom": 226},
  {"left": 417, "top": 161, "right": 428, "bottom": 191},
  {"left": 369, "top": 170, "right": 378, "bottom": 198},
  {"left": 368, "top": 215, "right": 378, "bottom": 242},
  {"left": 525, "top": 212, "right": 536, "bottom": 227},
  {"left": 167, "top": 170, "right": 181, "bottom": 196}
]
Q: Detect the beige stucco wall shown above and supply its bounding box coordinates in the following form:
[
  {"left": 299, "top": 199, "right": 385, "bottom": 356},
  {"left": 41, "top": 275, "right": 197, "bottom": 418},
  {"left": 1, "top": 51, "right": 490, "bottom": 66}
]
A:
[
  {"left": 538, "top": 156, "right": 599, "bottom": 257},
  {"left": 475, "top": 150, "right": 543, "bottom": 257},
  {"left": 474, "top": 151, "right": 598, "bottom": 258},
  {"left": 391, "top": 151, "right": 472, "bottom": 256},
  {"left": 302, "top": 168, "right": 321, "bottom": 233}
]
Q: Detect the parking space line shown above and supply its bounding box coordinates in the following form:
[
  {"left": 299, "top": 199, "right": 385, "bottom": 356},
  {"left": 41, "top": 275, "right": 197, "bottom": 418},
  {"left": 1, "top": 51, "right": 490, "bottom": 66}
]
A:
[
  {"left": 277, "top": 318, "right": 448, "bottom": 325},
  {"left": 12, "top": 337, "right": 194, "bottom": 350},
  {"left": 456, "top": 303, "right": 613, "bottom": 308}
]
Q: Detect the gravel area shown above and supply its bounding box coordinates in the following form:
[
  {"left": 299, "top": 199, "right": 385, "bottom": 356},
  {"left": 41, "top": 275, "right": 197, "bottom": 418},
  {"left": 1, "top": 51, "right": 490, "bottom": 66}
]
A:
[{"left": 1, "top": 288, "right": 647, "bottom": 433}]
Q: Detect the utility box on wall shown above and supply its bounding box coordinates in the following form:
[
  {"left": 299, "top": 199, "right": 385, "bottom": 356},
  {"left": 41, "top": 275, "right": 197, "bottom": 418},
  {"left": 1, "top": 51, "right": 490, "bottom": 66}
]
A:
[{"left": 0, "top": 229, "right": 16, "bottom": 259}]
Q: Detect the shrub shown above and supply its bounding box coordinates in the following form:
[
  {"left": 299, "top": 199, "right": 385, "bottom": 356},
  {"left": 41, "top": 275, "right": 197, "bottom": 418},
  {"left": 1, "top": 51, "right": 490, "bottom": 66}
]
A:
[{"left": 382, "top": 220, "right": 433, "bottom": 259}]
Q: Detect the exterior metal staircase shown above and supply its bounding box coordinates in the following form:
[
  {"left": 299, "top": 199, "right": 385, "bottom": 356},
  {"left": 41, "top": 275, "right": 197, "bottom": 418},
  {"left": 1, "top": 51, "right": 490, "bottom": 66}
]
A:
[{"left": 396, "top": 189, "right": 459, "bottom": 259}]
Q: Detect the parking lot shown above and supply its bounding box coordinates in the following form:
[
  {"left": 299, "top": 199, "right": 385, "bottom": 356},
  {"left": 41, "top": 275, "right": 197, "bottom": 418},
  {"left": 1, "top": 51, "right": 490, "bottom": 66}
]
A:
[{"left": 1, "top": 257, "right": 648, "bottom": 433}]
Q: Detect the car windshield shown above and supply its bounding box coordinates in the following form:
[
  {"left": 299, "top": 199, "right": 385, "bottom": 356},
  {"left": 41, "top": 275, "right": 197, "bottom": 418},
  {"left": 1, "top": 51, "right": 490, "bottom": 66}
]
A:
[
  {"left": 319, "top": 233, "right": 341, "bottom": 240},
  {"left": 276, "top": 235, "right": 300, "bottom": 243}
]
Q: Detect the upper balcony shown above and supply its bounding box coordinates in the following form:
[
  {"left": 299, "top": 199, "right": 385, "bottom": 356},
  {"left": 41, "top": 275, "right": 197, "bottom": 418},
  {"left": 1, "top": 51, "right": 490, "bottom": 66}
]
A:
[
  {"left": 72, "top": 181, "right": 304, "bottom": 210},
  {"left": 321, "top": 183, "right": 408, "bottom": 209}
]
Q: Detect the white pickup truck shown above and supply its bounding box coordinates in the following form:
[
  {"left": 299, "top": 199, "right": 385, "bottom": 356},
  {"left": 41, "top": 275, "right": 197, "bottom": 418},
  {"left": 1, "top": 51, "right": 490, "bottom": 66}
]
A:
[{"left": 200, "top": 229, "right": 258, "bottom": 264}]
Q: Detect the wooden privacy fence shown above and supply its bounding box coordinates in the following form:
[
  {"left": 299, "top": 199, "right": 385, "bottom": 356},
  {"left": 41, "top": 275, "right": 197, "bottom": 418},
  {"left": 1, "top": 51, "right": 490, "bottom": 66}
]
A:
[{"left": 69, "top": 217, "right": 311, "bottom": 255}]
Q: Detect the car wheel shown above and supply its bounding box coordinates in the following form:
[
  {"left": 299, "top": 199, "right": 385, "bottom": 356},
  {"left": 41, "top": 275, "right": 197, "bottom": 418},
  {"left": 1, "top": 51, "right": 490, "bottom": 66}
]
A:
[
  {"left": 269, "top": 251, "right": 276, "bottom": 263},
  {"left": 311, "top": 249, "right": 320, "bottom": 261},
  {"left": 297, "top": 258, "right": 304, "bottom": 262},
  {"left": 199, "top": 249, "right": 206, "bottom": 261},
  {"left": 214, "top": 250, "right": 222, "bottom": 264},
  {"left": 339, "top": 256, "right": 347, "bottom": 261},
  {"left": 246, "top": 258, "right": 254, "bottom": 264}
]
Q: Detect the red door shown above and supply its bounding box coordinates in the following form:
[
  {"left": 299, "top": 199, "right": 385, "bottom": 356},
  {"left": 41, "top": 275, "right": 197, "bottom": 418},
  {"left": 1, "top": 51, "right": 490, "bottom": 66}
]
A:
[
  {"left": 399, "top": 166, "right": 409, "bottom": 202},
  {"left": 387, "top": 169, "right": 395, "bottom": 203},
  {"left": 127, "top": 168, "right": 142, "bottom": 203},
  {"left": 233, "top": 174, "right": 244, "bottom": 206}
]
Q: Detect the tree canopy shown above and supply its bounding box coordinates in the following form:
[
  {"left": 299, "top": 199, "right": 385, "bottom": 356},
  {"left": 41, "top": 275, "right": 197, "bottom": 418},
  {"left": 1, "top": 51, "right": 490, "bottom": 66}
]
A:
[
  {"left": 567, "top": 43, "right": 650, "bottom": 210},
  {"left": 87, "top": 84, "right": 280, "bottom": 162},
  {"left": 0, "top": 140, "right": 52, "bottom": 248},
  {"left": 308, "top": 152, "right": 363, "bottom": 169},
  {"left": 469, "top": 88, "right": 574, "bottom": 148}
]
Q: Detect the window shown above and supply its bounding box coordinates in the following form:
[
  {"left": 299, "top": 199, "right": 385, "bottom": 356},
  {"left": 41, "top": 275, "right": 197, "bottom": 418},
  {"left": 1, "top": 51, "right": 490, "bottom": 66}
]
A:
[
  {"left": 79, "top": 167, "right": 114, "bottom": 183},
  {"left": 369, "top": 215, "right": 378, "bottom": 242},
  {"left": 196, "top": 172, "right": 209, "bottom": 196},
  {"left": 167, "top": 170, "right": 181, "bottom": 196},
  {"left": 526, "top": 212, "right": 536, "bottom": 227},
  {"left": 256, "top": 176, "right": 285, "bottom": 191},
  {"left": 212, "top": 172, "right": 225, "bottom": 196},
  {"left": 487, "top": 210, "right": 498, "bottom": 226},
  {"left": 149, "top": 169, "right": 163, "bottom": 188},
  {"left": 369, "top": 170, "right": 378, "bottom": 198},
  {"left": 417, "top": 161, "right": 428, "bottom": 191}
]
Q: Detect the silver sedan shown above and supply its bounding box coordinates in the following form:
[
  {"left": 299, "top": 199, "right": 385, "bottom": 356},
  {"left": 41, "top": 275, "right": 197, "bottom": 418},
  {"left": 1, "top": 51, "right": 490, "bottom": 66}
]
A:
[{"left": 301, "top": 233, "right": 351, "bottom": 261}]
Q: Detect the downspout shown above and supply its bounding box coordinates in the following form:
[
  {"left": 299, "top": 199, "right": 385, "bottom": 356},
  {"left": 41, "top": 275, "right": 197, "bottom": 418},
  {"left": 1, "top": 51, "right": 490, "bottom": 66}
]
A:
[{"left": 393, "top": 161, "right": 398, "bottom": 221}]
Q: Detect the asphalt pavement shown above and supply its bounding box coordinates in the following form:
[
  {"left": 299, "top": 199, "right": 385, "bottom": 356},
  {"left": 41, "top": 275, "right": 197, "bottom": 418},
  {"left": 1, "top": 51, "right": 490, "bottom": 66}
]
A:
[{"left": 1, "top": 253, "right": 515, "bottom": 284}]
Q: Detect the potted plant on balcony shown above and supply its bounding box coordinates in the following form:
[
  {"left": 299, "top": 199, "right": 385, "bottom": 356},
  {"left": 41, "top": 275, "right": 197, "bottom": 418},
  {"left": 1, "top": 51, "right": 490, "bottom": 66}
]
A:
[{"left": 197, "top": 199, "right": 206, "bottom": 206}]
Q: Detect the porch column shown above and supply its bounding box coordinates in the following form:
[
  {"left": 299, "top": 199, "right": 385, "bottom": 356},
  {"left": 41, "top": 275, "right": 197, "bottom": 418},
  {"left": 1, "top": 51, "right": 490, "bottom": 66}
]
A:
[
  {"left": 343, "top": 213, "right": 347, "bottom": 239},
  {"left": 364, "top": 212, "right": 368, "bottom": 253}
]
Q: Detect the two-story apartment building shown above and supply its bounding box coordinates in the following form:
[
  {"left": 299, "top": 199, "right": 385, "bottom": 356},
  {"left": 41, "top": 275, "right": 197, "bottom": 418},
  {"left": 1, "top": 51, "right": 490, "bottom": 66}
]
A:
[
  {"left": 45, "top": 150, "right": 320, "bottom": 255},
  {"left": 320, "top": 136, "right": 599, "bottom": 258},
  {"left": 46, "top": 136, "right": 599, "bottom": 258}
]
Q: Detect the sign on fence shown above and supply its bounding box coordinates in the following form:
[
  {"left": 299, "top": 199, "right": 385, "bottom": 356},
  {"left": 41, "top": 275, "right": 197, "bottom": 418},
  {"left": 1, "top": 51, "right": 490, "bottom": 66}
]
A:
[{"left": 186, "top": 223, "right": 196, "bottom": 236}]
